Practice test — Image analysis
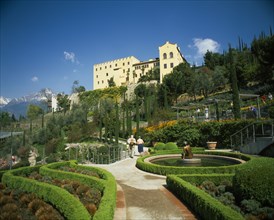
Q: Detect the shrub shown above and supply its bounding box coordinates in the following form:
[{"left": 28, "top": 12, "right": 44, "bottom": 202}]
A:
[
  {"left": 240, "top": 199, "right": 261, "bottom": 215},
  {"left": 233, "top": 157, "right": 274, "bottom": 207},
  {"left": 164, "top": 142, "right": 178, "bottom": 150},
  {"left": 268, "top": 106, "right": 274, "bottom": 119},
  {"left": 167, "top": 174, "right": 244, "bottom": 220},
  {"left": 177, "top": 128, "right": 201, "bottom": 147},
  {"left": 154, "top": 142, "right": 165, "bottom": 150}
]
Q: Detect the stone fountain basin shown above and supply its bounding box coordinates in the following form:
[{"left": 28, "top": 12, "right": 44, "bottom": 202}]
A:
[{"left": 144, "top": 154, "right": 246, "bottom": 165}]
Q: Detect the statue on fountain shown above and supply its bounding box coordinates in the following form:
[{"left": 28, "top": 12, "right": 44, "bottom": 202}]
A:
[{"left": 181, "top": 141, "right": 193, "bottom": 159}]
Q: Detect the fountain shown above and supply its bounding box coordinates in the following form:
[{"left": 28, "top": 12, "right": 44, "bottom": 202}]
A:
[{"left": 181, "top": 143, "right": 201, "bottom": 164}]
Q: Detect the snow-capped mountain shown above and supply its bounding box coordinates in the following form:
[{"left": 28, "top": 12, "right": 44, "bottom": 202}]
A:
[
  {"left": 8, "top": 88, "right": 54, "bottom": 105},
  {"left": 0, "top": 97, "right": 11, "bottom": 107},
  {"left": 0, "top": 88, "right": 56, "bottom": 118}
]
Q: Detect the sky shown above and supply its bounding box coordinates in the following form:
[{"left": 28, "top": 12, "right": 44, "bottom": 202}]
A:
[{"left": 1, "top": 0, "right": 273, "bottom": 99}]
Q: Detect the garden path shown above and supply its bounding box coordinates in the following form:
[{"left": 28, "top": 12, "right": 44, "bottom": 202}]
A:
[{"left": 89, "top": 148, "right": 198, "bottom": 220}]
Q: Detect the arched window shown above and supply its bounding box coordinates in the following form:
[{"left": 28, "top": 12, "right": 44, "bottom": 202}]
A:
[
  {"left": 163, "top": 53, "right": 167, "bottom": 59},
  {"left": 169, "top": 52, "right": 173, "bottom": 58}
]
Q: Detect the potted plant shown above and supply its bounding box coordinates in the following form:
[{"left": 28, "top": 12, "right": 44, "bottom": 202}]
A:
[{"left": 206, "top": 141, "right": 217, "bottom": 150}]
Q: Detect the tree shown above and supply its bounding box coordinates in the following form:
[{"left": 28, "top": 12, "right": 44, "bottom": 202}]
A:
[
  {"left": 72, "top": 80, "right": 86, "bottom": 93},
  {"left": 115, "top": 101, "right": 119, "bottom": 144},
  {"left": 204, "top": 51, "right": 224, "bottom": 70},
  {"left": 27, "top": 104, "right": 43, "bottom": 120},
  {"left": 57, "top": 93, "right": 71, "bottom": 115},
  {"left": 163, "top": 63, "right": 193, "bottom": 103},
  {"left": 212, "top": 66, "right": 229, "bottom": 91},
  {"left": 251, "top": 32, "right": 274, "bottom": 83},
  {"left": 108, "top": 77, "right": 116, "bottom": 87},
  {"left": 0, "top": 112, "right": 12, "bottom": 128},
  {"left": 228, "top": 46, "right": 241, "bottom": 119}
]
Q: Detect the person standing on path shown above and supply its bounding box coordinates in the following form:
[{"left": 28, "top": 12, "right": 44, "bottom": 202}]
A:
[
  {"left": 127, "top": 135, "right": 136, "bottom": 158},
  {"left": 137, "top": 136, "right": 144, "bottom": 156}
]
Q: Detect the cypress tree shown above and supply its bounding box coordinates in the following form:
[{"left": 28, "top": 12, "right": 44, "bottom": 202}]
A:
[
  {"left": 115, "top": 102, "right": 119, "bottom": 144},
  {"left": 136, "top": 96, "right": 140, "bottom": 136},
  {"left": 41, "top": 113, "right": 44, "bottom": 128},
  {"left": 99, "top": 108, "right": 102, "bottom": 141},
  {"left": 164, "top": 85, "right": 168, "bottom": 109},
  {"left": 122, "top": 93, "right": 126, "bottom": 137},
  {"left": 229, "top": 45, "right": 241, "bottom": 119},
  {"left": 23, "top": 130, "right": 26, "bottom": 146}
]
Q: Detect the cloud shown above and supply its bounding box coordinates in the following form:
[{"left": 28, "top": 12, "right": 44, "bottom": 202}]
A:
[
  {"left": 193, "top": 38, "right": 220, "bottom": 57},
  {"left": 64, "top": 51, "right": 79, "bottom": 64},
  {"left": 31, "top": 76, "right": 38, "bottom": 82}
]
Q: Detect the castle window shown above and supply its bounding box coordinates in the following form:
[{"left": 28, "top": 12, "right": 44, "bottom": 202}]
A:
[
  {"left": 164, "top": 64, "right": 167, "bottom": 69},
  {"left": 110, "top": 65, "right": 112, "bottom": 68},
  {"left": 96, "top": 75, "right": 98, "bottom": 78},
  {"left": 115, "top": 63, "right": 117, "bottom": 67},
  {"left": 170, "top": 52, "right": 173, "bottom": 58},
  {"left": 100, "top": 67, "right": 102, "bottom": 70},
  {"left": 102, "top": 80, "right": 104, "bottom": 83},
  {"left": 98, "top": 81, "right": 100, "bottom": 84},
  {"left": 123, "top": 63, "right": 125, "bottom": 66},
  {"left": 105, "top": 66, "right": 107, "bottom": 69},
  {"left": 163, "top": 53, "right": 167, "bottom": 59},
  {"left": 106, "top": 73, "right": 108, "bottom": 76},
  {"left": 170, "top": 63, "right": 174, "bottom": 68},
  {"left": 96, "top": 68, "right": 97, "bottom": 71},
  {"left": 128, "top": 62, "right": 130, "bottom": 65}
]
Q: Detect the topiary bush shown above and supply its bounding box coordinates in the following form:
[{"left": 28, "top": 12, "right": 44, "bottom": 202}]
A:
[
  {"left": 154, "top": 142, "right": 165, "bottom": 150},
  {"left": 233, "top": 157, "right": 274, "bottom": 207},
  {"left": 164, "top": 142, "right": 178, "bottom": 150}
]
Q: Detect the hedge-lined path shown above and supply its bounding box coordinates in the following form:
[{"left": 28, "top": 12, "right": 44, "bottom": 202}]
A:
[{"left": 88, "top": 152, "right": 198, "bottom": 220}]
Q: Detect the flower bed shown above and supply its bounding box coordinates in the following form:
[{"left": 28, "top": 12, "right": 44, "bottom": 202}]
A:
[
  {"left": 2, "top": 160, "right": 117, "bottom": 220},
  {"left": 0, "top": 183, "right": 64, "bottom": 220}
]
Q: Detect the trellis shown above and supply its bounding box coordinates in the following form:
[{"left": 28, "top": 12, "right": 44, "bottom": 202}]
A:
[{"left": 65, "top": 142, "right": 128, "bottom": 164}]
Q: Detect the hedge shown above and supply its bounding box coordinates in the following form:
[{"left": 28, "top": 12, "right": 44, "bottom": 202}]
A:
[
  {"left": 2, "top": 166, "right": 90, "bottom": 220},
  {"left": 1, "top": 161, "right": 117, "bottom": 220},
  {"left": 233, "top": 156, "right": 274, "bottom": 207},
  {"left": 40, "top": 160, "right": 117, "bottom": 220},
  {"left": 40, "top": 161, "right": 105, "bottom": 191},
  {"left": 166, "top": 174, "right": 244, "bottom": 220},
  {"left": 136, "top": 151, "right": 252, "bottom": 175}
]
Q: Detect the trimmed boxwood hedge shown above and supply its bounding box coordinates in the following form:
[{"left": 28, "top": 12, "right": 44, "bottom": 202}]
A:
[
  {"left": 166, "top": 174, "right": 244, "bottom": 220},
  {"left": 233, "top": 156, "right": 274, "bottom": 207},
  {"left": 136, "top": 151, "right": 252, "bottom": 175},
  {"left": 2, "top": 166, "right": 91, "bottom": 220},
  {"left": 2, "top": 160, "right": 117, "bottom": 220},
  {"left": 40, "top": 160, "right": 117, "bottom": 220}
]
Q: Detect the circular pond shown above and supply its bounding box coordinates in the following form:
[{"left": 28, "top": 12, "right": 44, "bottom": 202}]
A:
[{"left": 145, "top": 154, "right": 245, "bottom": 167}]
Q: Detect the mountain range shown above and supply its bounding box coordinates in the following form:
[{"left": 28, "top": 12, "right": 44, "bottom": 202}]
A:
[{"left": 0, "top": 88, "right": 56, "bottom": 118}]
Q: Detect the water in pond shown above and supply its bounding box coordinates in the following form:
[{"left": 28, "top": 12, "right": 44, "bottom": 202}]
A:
[{"left": 152, "top": 157, "right": 241, "bottom": 167}]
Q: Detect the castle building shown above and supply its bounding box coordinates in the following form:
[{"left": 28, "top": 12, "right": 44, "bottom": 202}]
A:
[{"left": 93, "top": 41, "right": 186, "bottom": 90}]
